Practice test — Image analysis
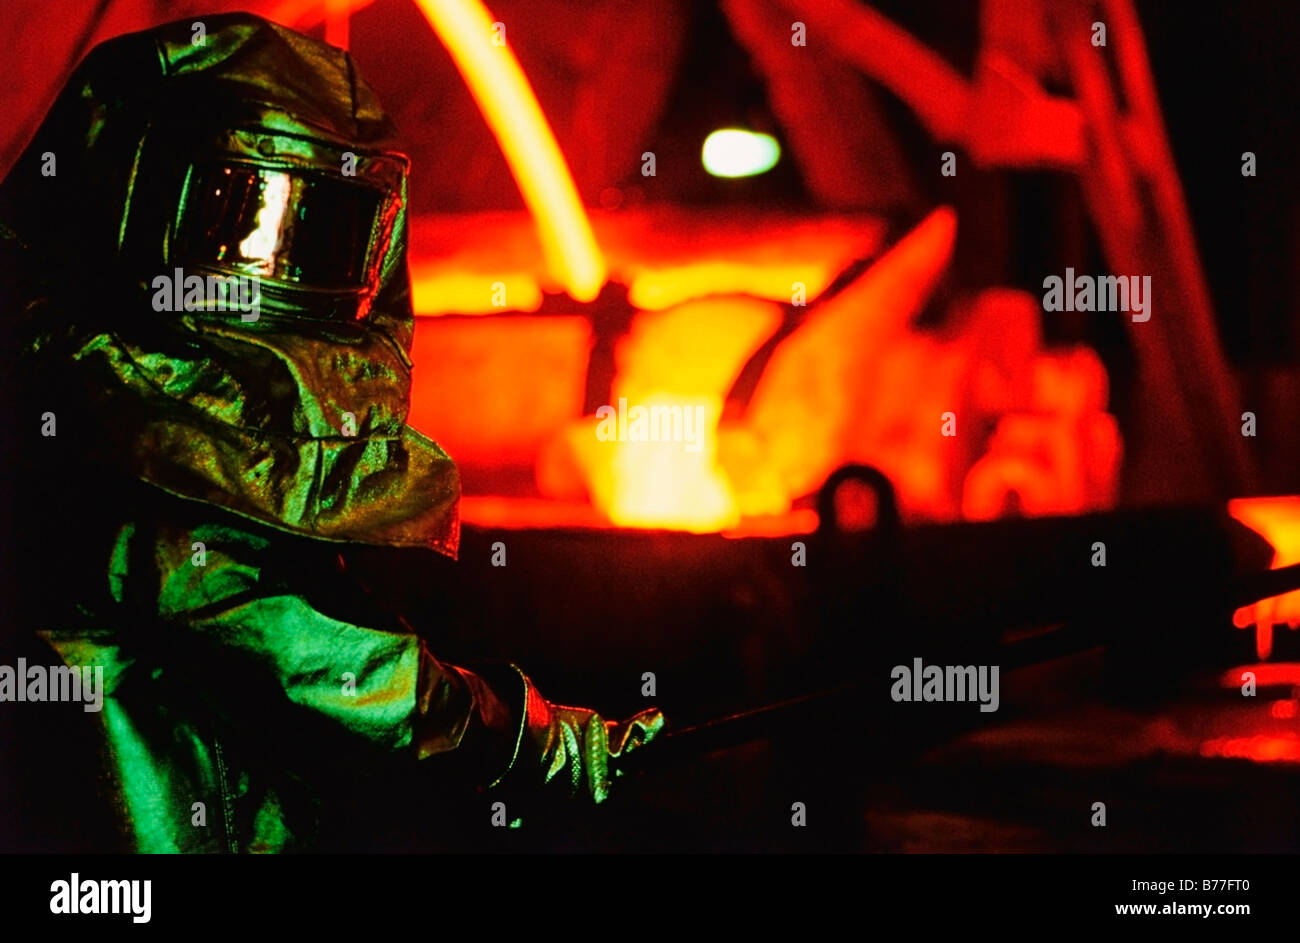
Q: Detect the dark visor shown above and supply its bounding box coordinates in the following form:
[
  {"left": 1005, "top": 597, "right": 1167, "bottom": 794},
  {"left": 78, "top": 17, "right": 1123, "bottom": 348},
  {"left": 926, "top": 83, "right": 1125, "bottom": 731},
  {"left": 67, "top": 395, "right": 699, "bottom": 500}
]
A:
[{"left": 178, "top": 163, "right": 386, "bottom": 291}]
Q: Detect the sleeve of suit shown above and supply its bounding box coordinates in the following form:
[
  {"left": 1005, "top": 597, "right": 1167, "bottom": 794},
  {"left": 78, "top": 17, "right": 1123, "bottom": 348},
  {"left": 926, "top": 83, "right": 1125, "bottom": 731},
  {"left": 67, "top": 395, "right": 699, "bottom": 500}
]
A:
[{"left": 140, "top": 514, "right": 663, "bottom": 804}]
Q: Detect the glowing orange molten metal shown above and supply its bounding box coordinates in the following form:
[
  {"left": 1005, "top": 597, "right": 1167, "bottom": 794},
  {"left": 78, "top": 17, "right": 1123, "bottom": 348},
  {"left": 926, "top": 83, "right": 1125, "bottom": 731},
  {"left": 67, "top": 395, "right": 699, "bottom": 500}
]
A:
[
  {"left": 549, "top": 209, "right": 958, "bottom": 531},
  {"left": 1228, "top": 496, "right": 1300, "bottom": 659},
  {"left": 540, "top": 207, "right": 1121, "bottom": 532},
  {"left": 557, "top": 296, "right": 781, "bottom": 532},
  {"left": 413, "top": 0, "right": 606, "bottom": 301}
]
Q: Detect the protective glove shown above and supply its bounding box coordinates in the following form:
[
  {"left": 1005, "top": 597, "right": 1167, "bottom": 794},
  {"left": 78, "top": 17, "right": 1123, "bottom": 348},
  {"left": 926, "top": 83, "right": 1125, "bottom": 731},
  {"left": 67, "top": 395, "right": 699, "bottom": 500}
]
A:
[{"left": 512, "top": 671, "right": 665, "bottom": 804}]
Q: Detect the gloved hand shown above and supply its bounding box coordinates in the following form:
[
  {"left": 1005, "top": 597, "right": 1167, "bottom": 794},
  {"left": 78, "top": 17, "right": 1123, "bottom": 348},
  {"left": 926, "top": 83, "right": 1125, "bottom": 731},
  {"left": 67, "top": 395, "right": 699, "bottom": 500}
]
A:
[
  {"left": 514, "top": 674, "right": 665, "bottom": 804},
  {"left": 427, "top": 661, "right": 665, "bottom": 808}
]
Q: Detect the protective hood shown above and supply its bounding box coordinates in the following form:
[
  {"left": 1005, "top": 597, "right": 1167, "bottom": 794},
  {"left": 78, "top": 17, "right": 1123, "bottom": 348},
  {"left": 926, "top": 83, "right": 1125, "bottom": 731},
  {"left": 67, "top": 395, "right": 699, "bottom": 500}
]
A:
[{"left": 0, "top": 13, "right": 459, "bottom": 557}]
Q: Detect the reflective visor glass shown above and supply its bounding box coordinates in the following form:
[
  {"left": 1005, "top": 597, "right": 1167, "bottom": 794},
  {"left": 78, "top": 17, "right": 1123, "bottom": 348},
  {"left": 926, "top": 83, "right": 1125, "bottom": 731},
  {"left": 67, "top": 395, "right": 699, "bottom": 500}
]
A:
[{"left": 179, "top": 163, "right": 385, "bottom": 290}]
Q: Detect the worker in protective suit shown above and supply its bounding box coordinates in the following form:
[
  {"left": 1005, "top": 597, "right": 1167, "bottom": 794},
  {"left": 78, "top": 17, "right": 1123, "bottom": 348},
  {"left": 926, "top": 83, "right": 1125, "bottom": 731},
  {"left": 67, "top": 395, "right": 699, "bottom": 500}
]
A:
[{"left": 0, "top": 12, "right": 662, "bottom": 853}]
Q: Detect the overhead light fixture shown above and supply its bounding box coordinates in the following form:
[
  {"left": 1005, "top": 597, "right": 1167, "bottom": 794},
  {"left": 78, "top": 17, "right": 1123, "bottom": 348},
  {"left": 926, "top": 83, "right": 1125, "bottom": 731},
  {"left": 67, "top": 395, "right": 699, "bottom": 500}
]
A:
[{"left": 702, "top": 129, "right": 781, "bottom": 178}]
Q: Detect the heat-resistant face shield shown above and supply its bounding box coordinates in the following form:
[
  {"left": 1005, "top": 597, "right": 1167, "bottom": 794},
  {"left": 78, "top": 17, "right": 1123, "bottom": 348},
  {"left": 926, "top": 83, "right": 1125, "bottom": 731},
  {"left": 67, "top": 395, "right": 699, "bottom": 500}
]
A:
[
  {"left": 181, "top": 164, "right": 380, "bottom": 288},
  {"left": 167, "top": 132, "right": 409, "bottom": 324}
]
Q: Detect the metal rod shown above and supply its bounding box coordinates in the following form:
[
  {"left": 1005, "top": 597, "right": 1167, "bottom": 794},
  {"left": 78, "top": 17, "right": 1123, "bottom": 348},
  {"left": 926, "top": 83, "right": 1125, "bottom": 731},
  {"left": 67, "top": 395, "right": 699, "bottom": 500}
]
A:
[{"left": 623, "top": 562, "right": 1300, "bottom": 773}]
